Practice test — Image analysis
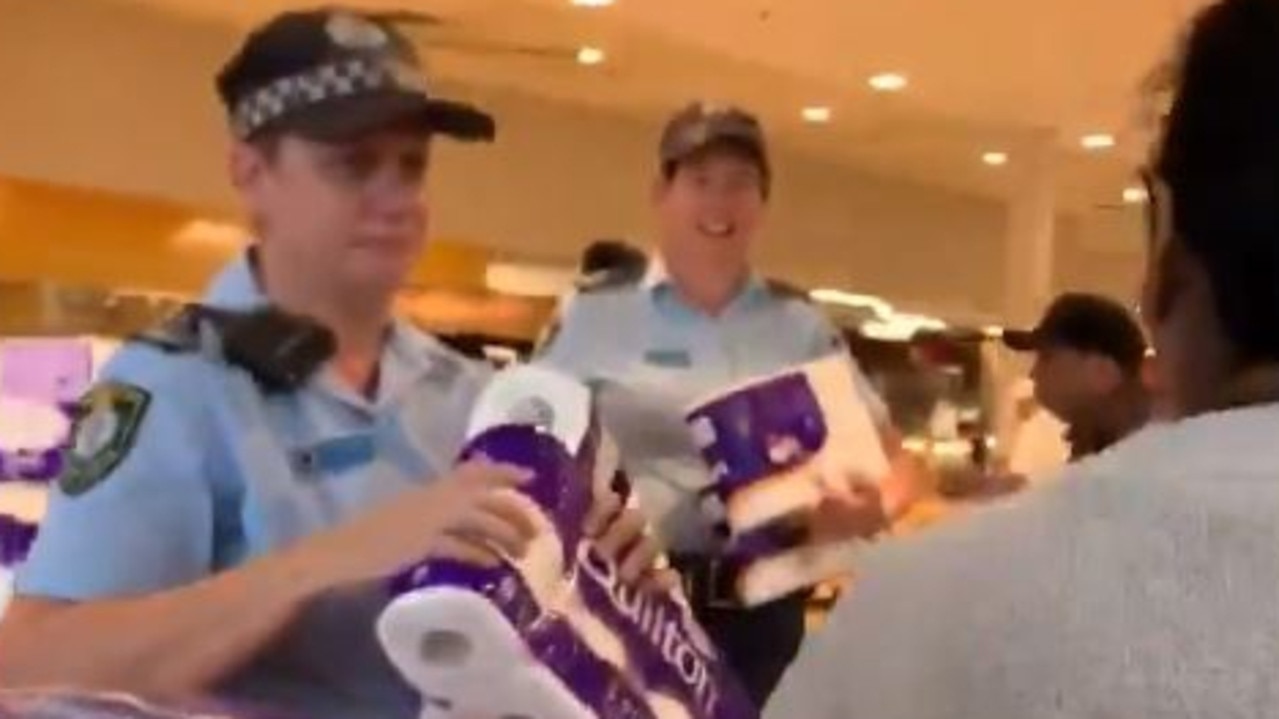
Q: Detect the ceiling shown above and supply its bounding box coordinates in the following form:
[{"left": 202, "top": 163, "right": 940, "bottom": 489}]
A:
[{"left": 117, "top": 0, "right": 1207, "bottom": 212}]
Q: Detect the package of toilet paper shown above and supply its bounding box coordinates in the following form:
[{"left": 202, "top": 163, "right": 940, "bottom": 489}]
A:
[
  {"left": 684, "top": 354, "right": 889, "bottom": 606},
  {"left": 724, "top": 523, "right": 863, "bottom": 608},
  {"left": 0, "top": 338, "right": 94, "bottom": 483},
  {"left": 0, "top": 396, "right": 76, "bottom": 483},
  {"left": 378, "top": 365, "right": 756, "bottom": 719},
  {"left": 0, "top": 513, "right": 39, "bottom": 619}
]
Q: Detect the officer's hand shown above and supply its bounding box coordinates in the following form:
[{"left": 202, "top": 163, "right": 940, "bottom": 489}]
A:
[
  {"left": 807, "top": 478, "right": 889, "bottom": 544},
  {"left": 880, "top": 449, "right": 928, "bottom": 521},
  {"left": 583, "top": 490, "right": 678, "bottom": 592},
  {"left": 420, "top": 460, "right": 542, "bottom": 567},
  {"left": 310, "top": 460, "right": 537, "bottom": 587}
]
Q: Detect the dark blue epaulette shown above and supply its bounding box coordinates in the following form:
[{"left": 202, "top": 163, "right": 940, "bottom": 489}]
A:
[
  {"left": 764, "top": 278, "right": 813, "bottom": 303},
  {"left": 574, "top": 262, "right": 646, "bottom": 294},
  {"left": 130, "top": 304, "right": 206, "bottom": 354},
  {"left": 131, "top": 304, "right": 336, "bottom": 393}
]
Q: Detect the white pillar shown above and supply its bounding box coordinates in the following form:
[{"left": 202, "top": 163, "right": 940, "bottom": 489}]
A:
[
  {"left": 1003, "top": 134, "right": 1057, "bottom": 326},
  {"left": 992, "top": 134, "right": 1058, "bottom": 461}
]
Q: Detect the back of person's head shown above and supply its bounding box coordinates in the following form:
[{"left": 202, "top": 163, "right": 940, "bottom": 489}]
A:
[
  {"left": 1155, "top": 0, "right": 1279, "bottom": 365},
  {"left": 579, "top": 239, "right": 646, "bottom": 276}
]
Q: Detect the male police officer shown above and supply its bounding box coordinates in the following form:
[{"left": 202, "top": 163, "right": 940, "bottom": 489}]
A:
[
  {"left": 0, "top": 10, "right": 661, "bottom": 717},
  {"left": 537, "top": 102, "right": 913, "bottom": 706},
  {"left": 1003, "top": 292, "right": 1151, "bottom": 461}
]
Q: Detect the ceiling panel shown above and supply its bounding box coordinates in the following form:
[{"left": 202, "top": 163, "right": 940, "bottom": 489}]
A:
[{"left": 102, "top": 0, "right": 1209, "bottom": 210}]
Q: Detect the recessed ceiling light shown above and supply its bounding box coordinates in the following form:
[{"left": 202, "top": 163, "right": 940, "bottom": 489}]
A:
[
  {"left": 571, "top": 0, "right": 614, "bottom": 6},
  {"left": 802, "top": 106, "right": 833, "bottom": 123},
  {"left": 576, "top": 46, "right": 606, "bottom": 65},
  {"left": 1081, "top": 133, "right": 1116, "bottom": 151},
  {"left": 868, "top": 73, "right": 908, "bottom": 92},
  {"left": 982, "top": 151, "right": 1009, "bottom": 167},
  {"left": 1122, "top": 186, "right": 1150, "bottom": 204}
]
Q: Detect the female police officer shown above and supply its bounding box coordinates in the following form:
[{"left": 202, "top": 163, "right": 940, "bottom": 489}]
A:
[
  {"left": 0, "top": 9, "right": 662, "bottom": 717},
  {"left": 537, "top": 102, "right": 915, "bottom": 706}
]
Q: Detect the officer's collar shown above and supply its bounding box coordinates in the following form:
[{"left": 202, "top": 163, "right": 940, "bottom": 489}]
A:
[
  {"left": 640, "top": 256, "right": 670, "bottom": 292},
  {"left": 385, "top": 319, "right": 445, "bottom": 374},
  {"left": 642, "top": 255, "right": 768, "bottom": 303},
  {"left": 203, "top": 249, "right": 269, "bottom": 310},
  {"left": 204, "top": 249, "right": 439, "bottom": 378}
]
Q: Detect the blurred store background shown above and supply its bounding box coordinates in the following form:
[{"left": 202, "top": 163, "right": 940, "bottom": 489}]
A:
[{"left": 0, "top": 0, "right": 1198, "bottom": 565}]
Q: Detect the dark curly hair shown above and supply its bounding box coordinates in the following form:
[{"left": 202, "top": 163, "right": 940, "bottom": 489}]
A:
[{"left": 1156, "top": 0, "right": 1279, "bottom": 364}]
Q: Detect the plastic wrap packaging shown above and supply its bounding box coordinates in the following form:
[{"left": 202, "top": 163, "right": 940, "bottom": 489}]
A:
[
  {"left": 378, "top": 365, "right": 757, "bottom": 719},
  {"left": 0, "top": 513, "right": 37, "bottom": 619},
  {"left": 0, "top": 338, "right": 94, "bottom": 484},
  {"left": 685, "top": 354, "right": 889, "bottom": 606}
]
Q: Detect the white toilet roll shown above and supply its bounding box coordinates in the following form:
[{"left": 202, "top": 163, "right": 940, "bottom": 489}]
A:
[
  {"left": 803, "top": 354, "right": 891, "bottom": 485},
  {"left": 379, "top": 587, "right": 595, "bottom": 719},
  {"left": 379, "top": 587, "right": 527, "bottom": 694},
  {"left": 466, "top": 363, "right": 593, "bottom": 452}
]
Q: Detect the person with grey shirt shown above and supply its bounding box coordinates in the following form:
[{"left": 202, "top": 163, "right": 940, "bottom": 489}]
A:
[{"left": 766, "top": 0, "right": 1279, "bottom": 716}]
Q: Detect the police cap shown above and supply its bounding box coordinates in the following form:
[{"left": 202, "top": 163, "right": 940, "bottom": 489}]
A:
[{"left": 216, "top": 8, "right": 495, "bottom": 143}]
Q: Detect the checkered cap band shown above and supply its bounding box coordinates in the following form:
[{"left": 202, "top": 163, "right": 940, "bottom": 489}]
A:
[{"left": 230, "top": 55, "right": 427, "bottom": 138}]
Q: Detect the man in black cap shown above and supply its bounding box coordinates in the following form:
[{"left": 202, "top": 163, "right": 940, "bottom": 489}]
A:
[
  {"left": 0, "top": 9, "right": 663, "bottom": 717},
  {"left": 1002, "top": 292, "right": 1151, "bottom": 460}
]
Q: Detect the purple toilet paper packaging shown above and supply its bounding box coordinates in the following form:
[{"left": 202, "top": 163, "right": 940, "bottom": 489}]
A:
[
  {"left": 379, "top": 365, "right": 756, "bottom": 719},
  {"left": 0, "top": 339, "right": 94, "bottom": 483},
  {"left": 0, "top": 393, "right": 80, "bottom": 483},
  {"left": 685, "top": 354, "right": 889, "bottom": 606},
  {"left": 0, "top": 513, "right": 39, "bottom": 619}
]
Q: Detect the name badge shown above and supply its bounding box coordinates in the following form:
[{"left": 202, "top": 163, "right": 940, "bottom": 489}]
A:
[
  {"left": 643, "top": 348, "right": 693, "bottom": 368},
  {"left": 291, "top": 433, "right": 376, "bottom": 478}
]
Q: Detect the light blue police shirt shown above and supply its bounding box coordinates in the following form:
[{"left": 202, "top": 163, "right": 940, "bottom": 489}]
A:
[
  {"left": 537, "top": 260, "right": 888, "bottom": 553},
  {"left": 17, "top": 253, "right": 490, "bottom": 719}
]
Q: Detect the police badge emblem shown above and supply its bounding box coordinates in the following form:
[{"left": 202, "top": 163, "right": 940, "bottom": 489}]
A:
[
  {"left": 59, "top": 383, "right": 152, "bottom": 497},
  {"left": 697, "top": 100, "right": 729, "bottom": 118},
  {"left": 325, "top": 12, "right": 389, "bottom": 50},
  {"left": 385, "top": 59, "right": 427, "bottom": 93},
  {"left": 681, "top": 119, "right": 713, "bottom": 151}
]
